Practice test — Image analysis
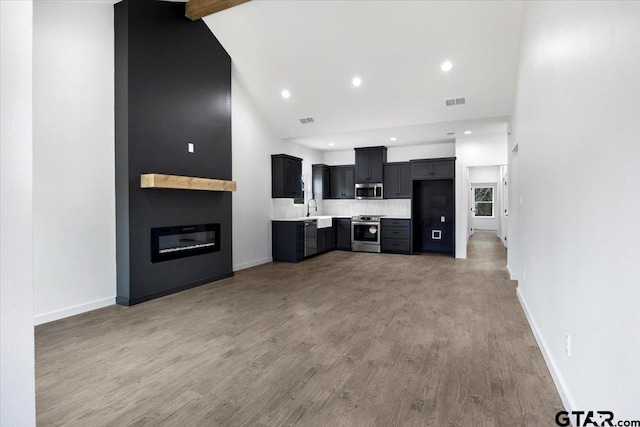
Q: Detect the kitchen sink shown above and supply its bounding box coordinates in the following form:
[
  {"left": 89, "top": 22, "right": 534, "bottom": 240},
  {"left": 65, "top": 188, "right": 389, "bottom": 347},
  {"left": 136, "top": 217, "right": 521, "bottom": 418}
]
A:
[{"left": 311, "top": 216, "right": 333, "bottom": 229}]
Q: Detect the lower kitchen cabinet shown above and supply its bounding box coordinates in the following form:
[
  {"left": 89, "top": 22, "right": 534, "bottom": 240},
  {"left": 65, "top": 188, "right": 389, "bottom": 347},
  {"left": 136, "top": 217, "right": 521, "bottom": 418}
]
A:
[
  {"left": 272, "top": 221, "right": 304, "bottom": 263},
  {"left": 381, "top": 218, "right": 412, "bottom": 254},
  {"left": 317, "top": 227, "right": 335, "bottom": 254},
  {"left": 334, "top": 218, "right": 352, "bottom": 250}
]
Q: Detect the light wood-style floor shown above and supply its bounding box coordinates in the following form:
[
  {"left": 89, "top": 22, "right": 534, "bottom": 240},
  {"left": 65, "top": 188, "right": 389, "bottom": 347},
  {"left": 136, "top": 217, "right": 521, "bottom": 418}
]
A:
[{"left": 36, "top": 231, "right": 562, "bottom": 426}]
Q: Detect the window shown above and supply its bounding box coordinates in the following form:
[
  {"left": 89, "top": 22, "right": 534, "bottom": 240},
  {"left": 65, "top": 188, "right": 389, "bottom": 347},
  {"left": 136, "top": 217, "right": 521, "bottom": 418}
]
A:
[
  {"left": 294, "top": 173, "right": 305, "bottom": 204},
  {"left": 474, "top": 187, "right": 494, "bottom": 217}
]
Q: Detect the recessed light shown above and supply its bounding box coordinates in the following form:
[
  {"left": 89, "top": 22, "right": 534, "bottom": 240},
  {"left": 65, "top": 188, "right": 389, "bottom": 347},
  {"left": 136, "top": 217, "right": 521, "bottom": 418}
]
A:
[
  {"left": 352, "top": 77, "right": 362, "bottom": 87},
  {"left": 390, "top": 137, "right": 397, "bottom": 141},
  {"left": 328, "top": 143, "right": 334, "bottom": 147},
  {"left": 464, "top": 130, "right": 472, "bottom": 135},
  {"left": 281, "top": 89, "right": 290, "bottom": 99},
  {"left": 441, "top": 61, "right": 453, "bottom": 72}
]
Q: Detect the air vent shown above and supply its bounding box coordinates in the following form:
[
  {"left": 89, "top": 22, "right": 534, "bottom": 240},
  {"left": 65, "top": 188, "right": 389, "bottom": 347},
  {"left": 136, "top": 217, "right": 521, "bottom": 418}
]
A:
[
  {"left": 446, "top": 132, "right": 455, "bottom": 136},
  {"left": 299, "top": 117, "right": 315, "bottom": 124},
  {"left": 445, "top": 97, "right": 466, "bottom": 106}
]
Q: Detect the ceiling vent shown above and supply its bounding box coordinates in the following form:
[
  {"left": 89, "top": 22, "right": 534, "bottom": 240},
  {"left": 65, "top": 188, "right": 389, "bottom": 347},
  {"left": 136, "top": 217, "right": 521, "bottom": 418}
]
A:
[
  {"left": 299, "top": 117, "right": 315, "bottom": 124},
  {"left": 445, "top": 97, "right": 466, "bottom": 106},
  {"left": 446, "top": 132, "right": 455, "bottom": 136}
]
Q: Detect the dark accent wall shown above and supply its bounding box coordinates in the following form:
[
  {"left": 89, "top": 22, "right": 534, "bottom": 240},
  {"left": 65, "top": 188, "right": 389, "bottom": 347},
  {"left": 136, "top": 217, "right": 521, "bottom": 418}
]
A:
[{"left": 115, "top": 0, "right": 232, "bottom": 306}]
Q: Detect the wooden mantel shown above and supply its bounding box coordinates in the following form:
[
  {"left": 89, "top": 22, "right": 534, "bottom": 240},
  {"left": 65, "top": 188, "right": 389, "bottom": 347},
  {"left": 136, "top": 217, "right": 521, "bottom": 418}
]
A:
[
  {"left": 185, "top": 0, "right": 251, "bottom": 21},
  {"left": 141, "top": 173, "right": 237, "bottom": 192}
]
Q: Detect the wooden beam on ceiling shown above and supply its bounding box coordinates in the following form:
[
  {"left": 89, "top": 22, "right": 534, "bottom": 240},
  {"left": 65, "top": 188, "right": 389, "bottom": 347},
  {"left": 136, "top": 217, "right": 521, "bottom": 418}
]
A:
[{"left": 185, "top": 0, "right": 251, "bottom": 21}]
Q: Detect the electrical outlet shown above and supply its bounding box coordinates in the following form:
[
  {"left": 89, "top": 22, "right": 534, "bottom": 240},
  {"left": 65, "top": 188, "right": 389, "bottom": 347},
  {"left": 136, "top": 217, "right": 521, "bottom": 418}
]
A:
[
  {"left": 188, "top": 142, "right": 194, "bottom": 153},
  {"left": 566, "top": 333, "right": 571, "bottom": 356}
]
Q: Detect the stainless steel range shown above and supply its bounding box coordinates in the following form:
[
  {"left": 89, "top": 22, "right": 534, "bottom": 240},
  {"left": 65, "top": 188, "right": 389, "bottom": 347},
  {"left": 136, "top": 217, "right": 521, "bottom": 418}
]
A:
[{"left": 351, "top": 215, "right": 384, "bottom": 253}]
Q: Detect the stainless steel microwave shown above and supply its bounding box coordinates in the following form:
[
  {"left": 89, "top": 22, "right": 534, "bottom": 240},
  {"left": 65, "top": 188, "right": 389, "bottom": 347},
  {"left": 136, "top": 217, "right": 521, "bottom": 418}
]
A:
[{"left": 355, "top": 183, "right": 383, "bottom": 200}]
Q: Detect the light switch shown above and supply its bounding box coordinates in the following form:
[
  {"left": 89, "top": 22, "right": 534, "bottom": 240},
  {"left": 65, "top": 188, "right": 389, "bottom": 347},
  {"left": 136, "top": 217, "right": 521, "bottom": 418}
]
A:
[
  {"left": 188, "top": 142, "right": 194, "bottom": 153},
  {"left": 441, "top": 216, "right": 445, "bottom": 222}
]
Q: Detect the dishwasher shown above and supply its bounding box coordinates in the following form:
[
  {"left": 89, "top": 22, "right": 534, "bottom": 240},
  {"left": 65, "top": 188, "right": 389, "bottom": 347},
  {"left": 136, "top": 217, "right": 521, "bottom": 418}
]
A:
[{"left": 304, "top": 220, "right": 318, "bottom": 257}]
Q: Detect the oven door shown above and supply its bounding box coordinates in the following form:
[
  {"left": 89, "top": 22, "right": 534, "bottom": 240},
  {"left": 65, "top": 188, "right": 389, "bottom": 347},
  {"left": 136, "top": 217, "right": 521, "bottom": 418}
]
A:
[{"left": 351, "top": 221, "right": 381, "bottom": 252}]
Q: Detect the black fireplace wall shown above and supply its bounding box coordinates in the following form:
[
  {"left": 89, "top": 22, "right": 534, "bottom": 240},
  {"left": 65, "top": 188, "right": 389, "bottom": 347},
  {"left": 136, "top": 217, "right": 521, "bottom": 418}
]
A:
[{"left": 115, "top": 0, "right": 232, "bottom": 306}]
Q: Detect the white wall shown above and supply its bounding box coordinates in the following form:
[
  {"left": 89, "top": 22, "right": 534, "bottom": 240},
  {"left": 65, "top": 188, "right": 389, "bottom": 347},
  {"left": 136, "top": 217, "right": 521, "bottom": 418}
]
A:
[
  {"left": 499, "top": 165, "right": 508, "bottom": 246},
  {"left": 0, "top": 0, "right": 36, "bottom": 424},
  {"left": 33, "top": 1, "right": 116, "bottom": 325},
  {"left": 469, "top": 165, "right": 501, "bottom": 183},
  {"left": 507, "top": 143, "right": 520, "bottom": 277},
  {"left": 232, "top": 71, "right": 324, "bottom": 271},
  {"left": 324, "top": 141, "right": 455, "bottom": 165},
  {"left": 511, "top": 2, "right": 640, "bottom": 418},
  {"left": 469, "top": 166, "right": 501, "bottom": 232},
  {"left": 454, "top": 134, "right": 507, "bottom": 258}
]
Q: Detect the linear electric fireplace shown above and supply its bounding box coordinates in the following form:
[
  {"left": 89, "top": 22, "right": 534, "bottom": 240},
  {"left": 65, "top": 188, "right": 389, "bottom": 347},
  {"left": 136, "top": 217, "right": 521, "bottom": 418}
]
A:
[{"left": 151, "top": 223, "right": 220, "bottom": 263}]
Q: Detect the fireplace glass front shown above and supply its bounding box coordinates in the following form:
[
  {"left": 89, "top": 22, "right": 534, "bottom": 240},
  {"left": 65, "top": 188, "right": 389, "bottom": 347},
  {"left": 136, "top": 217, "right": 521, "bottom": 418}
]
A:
[{"left": 151, "top": 223, "right": 220, "bottom": 263}]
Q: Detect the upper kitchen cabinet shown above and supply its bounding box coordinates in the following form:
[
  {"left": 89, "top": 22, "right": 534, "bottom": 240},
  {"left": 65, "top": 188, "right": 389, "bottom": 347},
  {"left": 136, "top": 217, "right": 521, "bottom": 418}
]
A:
[
  {"left": 411, "top": 158, "right": 455, "bottom": 180},
  {"left": 272, "top": 154, "right": 302, "bottom": 198},
  {"left": 312, "top": 164, "right": 331, "bottom": 200},
  {"left": 328, "top": 165, "right": 355, "bottom": 199},
  {"left": 355, "top": 147, "right": 387, "bottom": 184},
  {"left": 384, "top": 162, "right": 411, "bottom": 199}
]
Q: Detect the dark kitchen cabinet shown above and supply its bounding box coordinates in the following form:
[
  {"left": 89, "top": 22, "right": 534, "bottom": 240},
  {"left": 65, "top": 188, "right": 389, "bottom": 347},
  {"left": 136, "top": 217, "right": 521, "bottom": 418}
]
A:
[
  {"left": 317, "top": 227, "right": 335, "bottom": 254},
  {"left": 412, "top": 179, "right": 455, "bottom": 255},
  {"left": 312, "top": 164, "right": 330, "bottom": 200},
  {"left": 272, "top": 221, "right": 304, "bottom": 263},
  {"left": 381, "top": 218, "right": 412, "bottom": 254},
  {"left": 328, "top": 165, "right": 355, "bottom": 199},
  {"left": 384, "top": 162, "right": 411, "bottom": 199},
  {"left": 334, "top": 218, "right": 352, "bottom": 250},
  {"left": 355, "top": 147, "right": 387, "bottom": 184},
  {"left": 271, "top": 154, "right": 302, "bottom": 198},
  {"left": 411, "top": 158, "right": 455, "bottom": 180}
]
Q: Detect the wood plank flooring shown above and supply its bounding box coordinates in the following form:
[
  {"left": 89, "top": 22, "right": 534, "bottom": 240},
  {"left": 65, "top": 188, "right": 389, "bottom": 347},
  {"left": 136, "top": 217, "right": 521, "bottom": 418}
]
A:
[{"left": 36, "top": 231, "right": 563, "bottom": 426}]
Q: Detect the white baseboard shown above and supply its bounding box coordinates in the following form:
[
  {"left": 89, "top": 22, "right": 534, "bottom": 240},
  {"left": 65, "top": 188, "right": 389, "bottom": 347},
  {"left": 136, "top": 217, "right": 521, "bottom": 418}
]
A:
[
  {"left": 35, "top": 297, "right": 115, "bottom": 326},
  {"left": 516, "top": 288, "right": 574, "bottom": 414},
  {"left": 233, "top": 257, "right": 272, "bottom": 272},
  {"left": 506, "top": 264, "right": 519, "bottom": 281}
]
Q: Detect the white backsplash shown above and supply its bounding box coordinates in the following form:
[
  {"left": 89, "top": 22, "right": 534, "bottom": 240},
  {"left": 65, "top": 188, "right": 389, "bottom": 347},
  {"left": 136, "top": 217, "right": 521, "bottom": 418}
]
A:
[
  {"left": 272, "top": 198, "right": 411, "bottom": 219},
  {"left": 272, "top": 198, "right": 325, "bottom": 219},
  {"left": 323, "top": 199, "right": 411, "bottom": 218}
]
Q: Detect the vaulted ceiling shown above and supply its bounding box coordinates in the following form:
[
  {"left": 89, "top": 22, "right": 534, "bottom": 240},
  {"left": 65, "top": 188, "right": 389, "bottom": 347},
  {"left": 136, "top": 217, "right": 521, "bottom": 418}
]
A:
[{"left": 204, "top": 1, "right": 523, "bottom": 150}]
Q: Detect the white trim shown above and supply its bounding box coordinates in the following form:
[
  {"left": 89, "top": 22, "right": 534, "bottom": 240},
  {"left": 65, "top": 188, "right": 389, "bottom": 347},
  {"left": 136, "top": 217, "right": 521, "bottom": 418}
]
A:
[
  {"left": 516, "top": 288, "right": 574, "bottom": 414},
  {"left": 506, "top": 264, "right": 519, "bottom": 281},
  {"left": 34, "top": 297, "right": 115, "bottom": 326},
  {"left": 233, "top": 257, "right": 272, "bottom": 272}
]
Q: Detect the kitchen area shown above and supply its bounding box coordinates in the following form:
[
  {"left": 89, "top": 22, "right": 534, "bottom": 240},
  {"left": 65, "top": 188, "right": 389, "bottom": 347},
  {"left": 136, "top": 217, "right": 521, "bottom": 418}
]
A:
[{"left": 271, "top": 146, "right": 456, "bottom": 262}]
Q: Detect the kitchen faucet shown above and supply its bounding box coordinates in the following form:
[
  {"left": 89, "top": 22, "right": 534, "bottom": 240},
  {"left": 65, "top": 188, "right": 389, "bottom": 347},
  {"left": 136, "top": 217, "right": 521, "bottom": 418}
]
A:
[{"left": 306, "top": 198, "right": 318, "bottom": 217}]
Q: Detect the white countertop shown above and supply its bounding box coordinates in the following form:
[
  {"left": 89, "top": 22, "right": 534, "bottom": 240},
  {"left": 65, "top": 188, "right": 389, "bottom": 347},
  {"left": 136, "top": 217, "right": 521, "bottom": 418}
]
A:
[{"left": 271, "top": 216, "right": 410, "bottom": 221}]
